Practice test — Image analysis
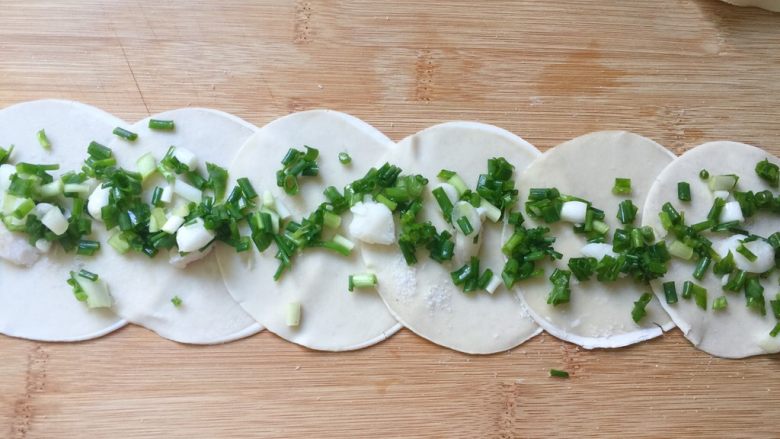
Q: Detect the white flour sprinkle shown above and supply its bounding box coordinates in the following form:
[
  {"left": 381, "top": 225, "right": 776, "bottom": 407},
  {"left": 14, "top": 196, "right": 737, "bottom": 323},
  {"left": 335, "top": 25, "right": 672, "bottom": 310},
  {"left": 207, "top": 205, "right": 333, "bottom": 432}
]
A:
[
  {"left": 425, "top": 282, "right": 452, "bottom": 314},
  {"left": 392, "top": 256, "right": 417, "bottom": 302}
]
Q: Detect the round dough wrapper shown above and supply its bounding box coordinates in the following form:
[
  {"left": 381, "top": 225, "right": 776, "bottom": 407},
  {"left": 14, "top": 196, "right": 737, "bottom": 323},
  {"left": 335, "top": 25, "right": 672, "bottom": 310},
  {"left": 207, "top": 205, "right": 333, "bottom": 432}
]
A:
[
  {"left": 0, "top": 99, "right": 127, "bottom": 341},
  {"left": 720, "top": 0, "right": 780, "bottom": 12},
  {"left": 90, "top": 108, "right": 262, "bottom": 344},
  {"left": 216, "top": 110, "right": 402, "bottom": 351},
  {"left": 643, "top": 141, "right": 780, "bottom": 358},
  {"left": 361, "top": 122, "right": 543, "bottom": 354},
  {"left": 512, "top": 131, "right": 676, "bottom": 349}
]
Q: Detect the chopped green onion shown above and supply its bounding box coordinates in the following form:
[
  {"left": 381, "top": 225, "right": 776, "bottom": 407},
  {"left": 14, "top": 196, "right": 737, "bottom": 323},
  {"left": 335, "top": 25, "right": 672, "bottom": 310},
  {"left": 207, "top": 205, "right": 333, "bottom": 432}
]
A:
[
  {"left": 148, "top": 119, "right": 175, "bottom": 130},
  {"left": 348, "top": 273, "right": 378, "bottom": 292},
  {"left": 744, "top": 277, "right": 766, "bottom": 315},
  {"left": 87, "top": 141, "right": 112, "bottom": 160},
  {"left": 713, "top": 251, "right": 735, "bottom": 276},
  {"left": 78, "top": 269, "right": 99, "bottom": 281},
  {"left": 612, "top": 177, "right": 631, "bottom": 195},
  {"left": 136, "top": 153, "right": 157, "bottom": 181},
  {"left": 206, "top": 163, "right": 228, "bottom": 201},
  {"left": 724, "top": 269, "right": 746, "bottom": 292},
  {"left": 736, "top": 242, "right": 757, "bottom": 262},
  {"left": 322, "top": 211, "right": 341, "bottom": 229},
  {"left": 237, "top": 177, "right": 258, "bottom": 200},
  {"left": 699, "top": 169, "right": 709, "bottom": 180},
  {"left": 712, "top": 296, "right": 728, "bottom": 311},
  {"left": 631, "top": 292, "right": 653, "bottom": 323},
  {"left": 663, "top": 281, "right": 678, "bottom": 304},
  {"left": 550, "top": 369, "right": 569, "bottom": 378},
  {"left": 108, "top": 232, "right": 131, "bottom": 254},
  {"left": 286, "top": 302, "right": 301, "bottom": 326},
  {"left": 692, "top": 256, "right": 711, "bottom": 280},
  {"left": 669, "top": 240, "right": 694, "bottom": 260},
  {"left": 546, "top": 268, "right": 571, "bottom": 306},
  {"left": 755, "top": 158, "right": 779, "bottom": 188},
  {"left": 693, "top": 283, "right": 707, "bottom": 310},
  {"left": 448, "top": 174, "right": 468, "bottom": 196},
  {"left": 771, "top": 295, "right": 780, "bottom": 320},
  {"left": 76, "top": 240, "right": 101, "bottom": 256},
  {"left": 677, "top": 182, "right": 691, "bottom": 202},
  {"left": 0, "top": 145, "right": 13, "bottom": 164},
  {"left": 708, "top": 174, "right": 738, "bottom": 192},
  {"left": 568, "top": 257, "right": 597, "bottom": 281},
  {"left": 456, "top": 216, "right": 474, "bottom": 235},
  {"left": 113, "top": 127, "right": 138, "bottom": 141},
  {"left": 431, "top": 187, "right": 454, "bottom": 220},
  {"left": 171, "top": 295, "right": 183, "bottom": 308},
  {"left": 770, "top": 323, "right": 780, "bottom": 338},
  {"left": 338, "top": 152, "right": 351, "bottom": 164},
  {"left": 37, "top": 129, "right": 52, "bottom": 150},
  {"left": 616, "top": 199, "right": 637, "bottom": 225}
]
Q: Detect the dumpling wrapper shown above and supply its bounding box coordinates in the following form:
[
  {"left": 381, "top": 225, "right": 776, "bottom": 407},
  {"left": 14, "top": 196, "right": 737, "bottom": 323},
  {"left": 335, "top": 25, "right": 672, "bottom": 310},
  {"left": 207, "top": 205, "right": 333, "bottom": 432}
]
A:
[
  {"left": 720, "top": 0, "right": 780, "bottom": 12},
  {"left": 216, "top": 110, "right": 402, "bottom": 351},
  {"left": 361, "top": 122, "right": 542, "bottom": 354},
  {"left": 89, "top": 108, "right": 262, "bottom": 344},
  {"left": 0, "top": 99, "right": 126, "bottom": 341},
  {"left": 643, "top": 141, "right": 780, "bottom": 358},
  {"left": 512, "top": 131, "right": 676, "bottom": 349}
]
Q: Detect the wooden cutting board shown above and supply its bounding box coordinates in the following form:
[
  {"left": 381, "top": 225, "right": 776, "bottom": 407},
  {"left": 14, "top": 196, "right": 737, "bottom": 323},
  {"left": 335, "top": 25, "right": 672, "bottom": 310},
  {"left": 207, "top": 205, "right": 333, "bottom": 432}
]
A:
[{"left": 1, "top": 1, "right": 779, "bottom": 437}]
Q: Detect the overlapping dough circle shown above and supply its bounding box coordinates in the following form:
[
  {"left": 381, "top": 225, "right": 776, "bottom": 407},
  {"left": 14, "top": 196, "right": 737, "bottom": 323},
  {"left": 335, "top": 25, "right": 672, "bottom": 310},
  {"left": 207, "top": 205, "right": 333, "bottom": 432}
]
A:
[{"left": 0, "top": 99, "right": 777, "bottom": 359}]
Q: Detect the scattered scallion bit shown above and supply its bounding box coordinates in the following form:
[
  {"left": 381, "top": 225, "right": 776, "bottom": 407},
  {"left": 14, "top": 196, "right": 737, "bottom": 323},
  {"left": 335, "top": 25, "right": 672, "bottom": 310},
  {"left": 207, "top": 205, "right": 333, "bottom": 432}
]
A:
[
  {"left": 631, "top": 292, "right": 653, "bottom": 323},
  {"left": 677, "top": 182, "right": 691, "bottom": 202},
  {"left": 348, "top": 273, "right": 378, "bottom": 292},
  {"left": 78, "top": 269, "right": 99, "bottom": 282},
  {"left": 451, "top": 257, "right": 491, "bottom": 293},
  {"left": 663, "top": 281, "right": 678, "bottom": 304},
  {"left": 0, "top": 144, "right": 13, "bottom": 164},
  {"left": 171, "top": 296, "right": 183, "bottom": 308},
  {"left": 286, "top": 302, "right": 301, "bottom": 326},
  {"left": 770, "top": 323, "right": 780, "bottom": 338},
  {"left": 338, "top": 152, "right": 351, "bottom": 165},
  {"left": 612, "top": 177, "right": 631, "bottom": 195},
  {"left": 771, "top": 295, "right": 780, "bottom": 320},
  {"left": 736, "top": 242, "right": 757, "bottom": 262},
  {"left": 112, "top": 127, "right": 138, "bottom": 141},
  {"left": 699, "top": 169, "right": 709, "bottom": 180},
  {"left": 546, "top": 268, "right": 571, "bottom": 306},
  {"left": 712, "top": 296, "right": 728, "bottom": 311},
  {"left": 549, "top": 369, "right": 569, "bottom": 378},
  {"left": 148, "top": 119, "right": 175, "bottom": 130},
  {"left": 37, "top": 129, "right": 52, "bottom": 150},
  {"left": 744, "top": 277, "right": 766, "bottom": 316},
  {"left": 755, "top": 158, "right": 779, "bottom": 188}
]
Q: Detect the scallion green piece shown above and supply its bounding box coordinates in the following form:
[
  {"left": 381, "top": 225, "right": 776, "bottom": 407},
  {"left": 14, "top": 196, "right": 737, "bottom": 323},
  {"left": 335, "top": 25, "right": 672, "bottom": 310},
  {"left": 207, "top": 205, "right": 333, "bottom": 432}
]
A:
[
  {"left": 631, "top": 292, "right": 653, "bottom": 323},
  {"left": 744, "top": 277, "right": 766, "bottom": 315},
  {"left": 37, "top": 129, "right": 52, "bottom": 150},
  {"left": 0, "top": 144, "right": 13, "bottom": 164},
  {"left": 456, "top": 216, "right": 474, "bottom": 235},
  {"left": 237, "top": 177, "right": 258, "bottom": 200},
  {"left": 348, "top": 273, "right": 378, "bottom": 292},
  {"left": 724, "top": 269, "right": 746, "bottom": 292},
  {"left": 78, "top": 269, "right": 99, "bottom": 281},
  {"left": 770, "top": 295, "right": 780, "bottom": 320},
  {"left": 736, "top": 242, "right": 757, "bottom": 262},
  {"left": 669, "top": 240, "right": 694, "bottom": 260},
  {"left": 338, "top": 152, "right": 351, "bottom": 164},
  {"left": 113, "top": 127, "right": 138, "bottom": 141},
  {"left": 568, "top": 257, "right": 597, "bottom": 281},
  {"left": 431, "top": 187, "right": 454, "bottom": 220},
  {"left": 76, "top": 240, "right": 101, "bottom": 256},
  {"left": 699, "top": 169, "right": 709, "bottom": 180},
  {"left": 663, "top": 281, "right": 678, "bottom": 304},
  {"left": 612, "top": 177, "right": 631, "bottom": 195},
  {"left": 712, "top": 296, "right": 728, "bottom": 311},
  {"left": 550, "top": 369, "right": 569, "bottom": 378},
  {"left": 755, "top": 158, "right": 779, "bottom": 188},
  {"left": 148, "top": 119, "right": 175, "bottom": 130},
  {"left": 546, "top": 268, "right": 571, "bottom": 306},
  {"left": 677, "top": 182, "right": 691, "bottom": 202},
  {"left": 770, "top": 323, "right": 780, "bottom": 338},
  {"left": 616, "top": 199, "right": 637, "bottom": 225},
  {"left": 171, "top": 296, "right": 183, "bottom": 308},
  {"left": 692, "top": 256, "right": 711, "bottom": 280}
]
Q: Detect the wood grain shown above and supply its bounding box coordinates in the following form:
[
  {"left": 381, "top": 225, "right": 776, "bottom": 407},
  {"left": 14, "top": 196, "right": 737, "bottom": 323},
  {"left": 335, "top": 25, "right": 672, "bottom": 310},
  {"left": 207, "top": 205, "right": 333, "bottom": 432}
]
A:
[{"left": 1, "top": 1, "right": 779, "bottom": 437}]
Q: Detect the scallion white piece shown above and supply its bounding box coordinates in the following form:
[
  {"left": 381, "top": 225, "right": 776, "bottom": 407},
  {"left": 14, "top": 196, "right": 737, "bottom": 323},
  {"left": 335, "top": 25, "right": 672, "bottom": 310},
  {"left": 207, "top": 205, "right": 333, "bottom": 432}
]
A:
[
  {"left": 176, "top": 218, "right": 215, "bottom": 253},
  {"left": 161, "top": 215, "right": 185, "bottom": 234},
  {"left": 348, "top": 201, "right": 395, "bottom": 245},
  {"left": 286, "top": 302, "right": 301, "bottom": 327},
  {"left": 173, "top": 179, "right": 202, "bottom": 203},
  {"left": 40, "top": 207, "right": 68, "bottom": 236},
  {"left": 560, "top": 200, "right": 588, "bottom": 224},
  {"left": 136, "top": 152, "right": 157, "bottom": 181},
  {"left": 172, "top": 147, "right": 197, "bottom": 170},
  {"left": 720, "top": 201, "right": 744, "bottom": 224},
  {"left": 87, "top": 185, "right": 111, "bottom": 221}
]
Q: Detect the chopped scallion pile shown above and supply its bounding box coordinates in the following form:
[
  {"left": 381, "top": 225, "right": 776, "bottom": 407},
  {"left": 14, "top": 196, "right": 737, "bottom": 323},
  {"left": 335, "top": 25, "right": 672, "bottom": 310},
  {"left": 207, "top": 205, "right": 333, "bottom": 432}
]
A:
[{"left": 276, "top": 146, "right": 319, "bottom": 196}]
